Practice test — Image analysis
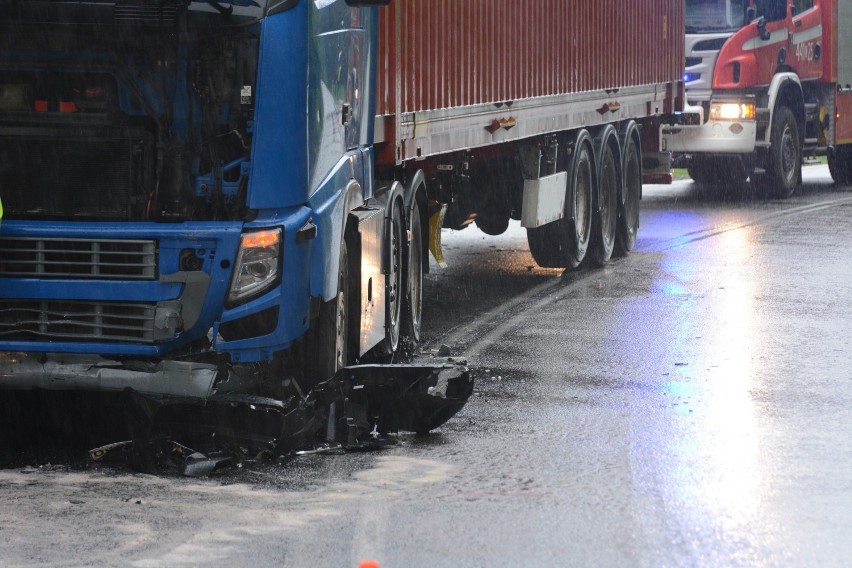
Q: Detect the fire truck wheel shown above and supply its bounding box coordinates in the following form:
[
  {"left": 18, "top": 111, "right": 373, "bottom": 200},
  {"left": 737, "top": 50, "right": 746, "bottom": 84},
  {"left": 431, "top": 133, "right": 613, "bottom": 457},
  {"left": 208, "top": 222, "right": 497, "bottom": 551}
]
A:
[
  {"left": 719, "top": 155, "right": 754, "bottom": 185},
  {"left": 311, "top": 237, "right": 353, "bottom": 381},
  {"left": 764, "top": 106, "right": 801, "bottom": 198},
  {"left": 402, "top": 198, "right": 424, "bottom": 345},
  {"left": 615, "top": 133, "right": 641, "bottom": 256},
  {"left": 687, "top": 157, "right": 719, "bottom": 185},
  {"left": 828, "top": 145, "right": 852, "bottom": 185},
  {"left": 526, "top": 132, "right": 593, "bottom": 269},
  {"left": 590, "top": 137, "right": 619, "bottom": 265}
]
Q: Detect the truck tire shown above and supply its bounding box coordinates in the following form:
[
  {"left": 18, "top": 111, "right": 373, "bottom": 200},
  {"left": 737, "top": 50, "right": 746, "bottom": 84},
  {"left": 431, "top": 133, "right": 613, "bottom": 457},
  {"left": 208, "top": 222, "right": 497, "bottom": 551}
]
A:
[
  {"left": 763, "top": 106, "right": 801, "bottom": 198},
  {"left": 526, "top": 132, "right": 593, "bottom": 269},
  {"left": 828, "top": 145, "right": 852, "bottom": 185},
  {"left": 310, "top": 238, "right": 353, "bottom": 382},
  {"left": 589, "top": 135, "right": 620, "bottom": 265},
  {"left": 687, "top": 157, "right": 719, "bottom": 185},
  {"left": 614, "top": 132, "right": 640, "bottom": 256},
  {"left": 402, "top": 198, "right": 424, "bottom": 344},
  {"left": 383, "top": 198, "right": 405, "bottom": 354}
]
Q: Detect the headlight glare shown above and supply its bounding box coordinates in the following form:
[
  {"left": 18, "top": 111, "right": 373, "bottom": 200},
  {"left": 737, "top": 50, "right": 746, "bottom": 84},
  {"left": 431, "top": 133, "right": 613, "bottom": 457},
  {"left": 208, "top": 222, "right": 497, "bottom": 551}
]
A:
[
  {"left": 228, "top": 228, "right": 281, "bottom": 305},
  {"left": 710, "top": 102, "right": 756, "bottom": 121}
]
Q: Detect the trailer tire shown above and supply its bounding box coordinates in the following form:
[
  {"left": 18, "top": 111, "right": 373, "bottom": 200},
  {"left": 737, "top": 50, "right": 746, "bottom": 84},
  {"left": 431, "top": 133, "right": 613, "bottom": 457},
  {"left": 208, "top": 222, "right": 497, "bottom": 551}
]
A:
[
  {"left": 763, "top": 106, "right": 801, "bottom": 198},
  {"left": 310, "top": 237, "right": 353, "bottom": 382},
  {"left": 526, "top": 132, "right": 593, "bottom": 269},
  {"left": 590, "top": 134, "right": 620, "bottom": 265},
  {"left": 615, "top": 132, "right": 640, "bottom": 256},
  {"left": 402, "top": 198, "right": 424, "bottom": 345}
]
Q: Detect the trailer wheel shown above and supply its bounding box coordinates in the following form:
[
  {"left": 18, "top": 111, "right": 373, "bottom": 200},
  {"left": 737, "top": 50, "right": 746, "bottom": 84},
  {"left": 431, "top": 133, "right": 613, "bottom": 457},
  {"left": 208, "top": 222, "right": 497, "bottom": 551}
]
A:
[
  {"left": 310, "top": 237, "right": 352, "bottom": 381},
  {"left": 402, "top": 198, "right": 424, "bottom": 344},
  {"left": 764, "top": 106, "right": 801, "bottom": 198},
  {"left": 590, "top": 136, "right": 620, "bottom": 265},
  {"left": 828, "top": 145, "right": 852, "bottom": 185},
  {"left": 526, "top": 133, "right": 593, "bottom": 269},
  {"left": 615, "top": 133, "right": 641, "bottom": 256}
]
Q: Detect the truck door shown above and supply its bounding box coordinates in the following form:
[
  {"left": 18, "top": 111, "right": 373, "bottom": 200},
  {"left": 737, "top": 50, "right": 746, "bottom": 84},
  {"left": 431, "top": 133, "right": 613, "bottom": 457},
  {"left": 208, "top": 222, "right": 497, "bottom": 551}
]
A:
[
  {"left": 746, "top": 0, "right": 794, "bottom": 85},
  {"left": 788, "top": 0, "right": 822, "bottom": 81}
]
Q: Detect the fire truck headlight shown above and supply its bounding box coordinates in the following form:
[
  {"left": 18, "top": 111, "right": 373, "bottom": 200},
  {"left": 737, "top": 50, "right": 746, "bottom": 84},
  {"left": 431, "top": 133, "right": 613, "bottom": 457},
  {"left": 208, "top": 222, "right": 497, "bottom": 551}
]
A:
[
  {"left": 710, "top": 102, "right": 756, "bottom": 121},
  {"left": 228, "top": 228, "right": 282, "bottom": 305}
]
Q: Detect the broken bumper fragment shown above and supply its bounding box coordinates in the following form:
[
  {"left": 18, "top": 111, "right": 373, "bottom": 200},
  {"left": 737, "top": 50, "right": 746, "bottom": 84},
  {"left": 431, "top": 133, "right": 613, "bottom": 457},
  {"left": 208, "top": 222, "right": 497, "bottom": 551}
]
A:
[{"left": 0, "top": 353, "right": 473, "bottom": 462}]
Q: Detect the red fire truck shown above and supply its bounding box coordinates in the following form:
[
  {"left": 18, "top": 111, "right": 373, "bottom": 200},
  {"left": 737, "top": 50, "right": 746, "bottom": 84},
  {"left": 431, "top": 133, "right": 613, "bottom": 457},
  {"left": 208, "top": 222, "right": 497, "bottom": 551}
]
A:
[{"left": 663, "top": 0, "right": 852, "bottom": 196}]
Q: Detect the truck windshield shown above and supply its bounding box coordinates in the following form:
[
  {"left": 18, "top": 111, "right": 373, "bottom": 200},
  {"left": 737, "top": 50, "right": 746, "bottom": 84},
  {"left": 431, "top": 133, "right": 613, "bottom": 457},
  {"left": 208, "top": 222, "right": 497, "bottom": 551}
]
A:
[
  {"left": 686, "top": 0, "right": 749, "bottom": 33},
  {"left": 0, "top": 0, "right": 268, "bottom": 27}
]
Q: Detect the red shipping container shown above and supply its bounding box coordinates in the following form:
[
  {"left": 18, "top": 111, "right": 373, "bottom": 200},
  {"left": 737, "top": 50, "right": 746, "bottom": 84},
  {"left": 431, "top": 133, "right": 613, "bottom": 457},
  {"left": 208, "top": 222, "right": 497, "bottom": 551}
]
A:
[{"left": 376, "top": 0, "right": 684, "bottom": 162}]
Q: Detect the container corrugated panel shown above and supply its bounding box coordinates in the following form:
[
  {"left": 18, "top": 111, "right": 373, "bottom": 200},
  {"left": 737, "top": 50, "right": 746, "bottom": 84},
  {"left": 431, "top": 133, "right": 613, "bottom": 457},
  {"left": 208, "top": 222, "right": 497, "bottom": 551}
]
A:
[{"left": 376, "top": 0, "right": 684, "bottom": 117}]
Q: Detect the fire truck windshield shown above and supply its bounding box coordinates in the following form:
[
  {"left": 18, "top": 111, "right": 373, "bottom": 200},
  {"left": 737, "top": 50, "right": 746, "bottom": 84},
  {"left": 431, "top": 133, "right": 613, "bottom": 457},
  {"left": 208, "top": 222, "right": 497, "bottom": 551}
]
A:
[{"left": 686, "top": 0, "right": 749, "bottom": 33}]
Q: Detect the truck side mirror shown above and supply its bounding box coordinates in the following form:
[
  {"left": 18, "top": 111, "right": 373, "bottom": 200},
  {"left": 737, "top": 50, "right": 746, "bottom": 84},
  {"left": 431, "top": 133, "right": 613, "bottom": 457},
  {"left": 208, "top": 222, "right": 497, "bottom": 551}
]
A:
[
  {"left": 757, "top": 16, "right": 771, "bottom": 41},
  {"left": 745, "top": 6, "right": 755, "bottom": 24}
]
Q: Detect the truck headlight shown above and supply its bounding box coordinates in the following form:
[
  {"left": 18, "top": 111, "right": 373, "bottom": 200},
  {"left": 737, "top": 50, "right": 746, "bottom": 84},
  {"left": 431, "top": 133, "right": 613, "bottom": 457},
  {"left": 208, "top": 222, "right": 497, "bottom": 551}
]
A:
[
  {"left": 709, "top": 102, "right": 756, "bottom": 121},
  {"left": 228, "top": 228, "right": 281, "bottom": 305}
]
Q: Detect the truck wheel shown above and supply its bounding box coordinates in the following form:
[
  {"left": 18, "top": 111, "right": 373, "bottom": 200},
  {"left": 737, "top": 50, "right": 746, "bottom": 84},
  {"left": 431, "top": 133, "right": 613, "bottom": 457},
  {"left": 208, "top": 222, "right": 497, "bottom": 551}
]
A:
[
  {"left": 719, "top": 155, "right": 754, "bottom": 185},
  {"left": 828, "top": 146, "right": 851, "bottom": 185},
  {"left": 526, "top": 133, "right": 593, "bottom": 269},
  {"left": 383, "top": 198, "right": 405, "bottom": 354},
  {"left": 590, "top": 137, "right": 620, "bottom": 265},
  {"left": 615, "top": 133, "right": 640, "bottom": 256},
  {"left": 687, "top": 157, "right": 719, "bottom": 185},
  {"left": 402, "top": 198, "right": 424, "bottom": 344},
  {"left": 764, "top": 106, "right": 801, "bottom": 198},
  {"left": 310, "top": 238, "right": 352, "bottom": 381}
]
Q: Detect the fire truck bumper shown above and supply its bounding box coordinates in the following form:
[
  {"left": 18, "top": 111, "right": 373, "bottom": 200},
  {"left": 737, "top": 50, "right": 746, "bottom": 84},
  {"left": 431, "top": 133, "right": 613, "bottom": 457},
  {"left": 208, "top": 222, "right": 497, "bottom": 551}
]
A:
[{"left": 662, "top": 118, "right": 757, "bottom": 155}]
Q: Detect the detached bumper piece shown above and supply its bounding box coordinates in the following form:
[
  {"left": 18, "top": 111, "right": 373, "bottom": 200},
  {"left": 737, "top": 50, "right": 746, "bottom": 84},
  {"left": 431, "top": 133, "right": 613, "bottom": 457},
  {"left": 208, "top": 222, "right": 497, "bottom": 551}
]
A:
[
  {"left": 317, "top": 363, "right": 474, "bottom": 447},
  {"left": 81, "top": 362, "right": 472, "bottom": 474}
]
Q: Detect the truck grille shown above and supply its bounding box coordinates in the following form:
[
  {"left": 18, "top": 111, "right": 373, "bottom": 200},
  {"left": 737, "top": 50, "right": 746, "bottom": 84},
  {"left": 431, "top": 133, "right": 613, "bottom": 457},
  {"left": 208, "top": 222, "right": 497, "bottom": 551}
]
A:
[
  {"left": 0, "top": 237, "right": 157, "bottom": 280},
  {"left": 114, "top": 3, "right": 178, "bottom": 25},
  {"left": 0, "top": 300, "right": 158, "bottom": 342}
]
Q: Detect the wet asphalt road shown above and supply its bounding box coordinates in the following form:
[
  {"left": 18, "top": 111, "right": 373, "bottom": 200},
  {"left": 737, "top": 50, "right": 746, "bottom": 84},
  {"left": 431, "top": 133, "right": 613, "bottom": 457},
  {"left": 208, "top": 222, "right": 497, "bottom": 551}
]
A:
[{"left": 2, "top": 165, "right": 851, "bottom": 566}]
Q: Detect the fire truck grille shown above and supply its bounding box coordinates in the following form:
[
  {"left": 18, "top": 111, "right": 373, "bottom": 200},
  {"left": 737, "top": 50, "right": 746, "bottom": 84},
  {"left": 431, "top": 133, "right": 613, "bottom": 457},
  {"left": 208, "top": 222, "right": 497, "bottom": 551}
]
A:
[
  {"left": 0, "top": 237, "right": 157, "bottom": 280},
  {"left": 0, "top": 300, "right": 158, "bottom": 342}
]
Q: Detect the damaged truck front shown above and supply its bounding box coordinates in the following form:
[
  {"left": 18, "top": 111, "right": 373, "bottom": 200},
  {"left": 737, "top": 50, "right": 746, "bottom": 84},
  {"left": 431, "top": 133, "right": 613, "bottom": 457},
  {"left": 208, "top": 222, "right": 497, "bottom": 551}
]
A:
[{"left": 0, "top": 0, "right": 470, "bottom": 452}]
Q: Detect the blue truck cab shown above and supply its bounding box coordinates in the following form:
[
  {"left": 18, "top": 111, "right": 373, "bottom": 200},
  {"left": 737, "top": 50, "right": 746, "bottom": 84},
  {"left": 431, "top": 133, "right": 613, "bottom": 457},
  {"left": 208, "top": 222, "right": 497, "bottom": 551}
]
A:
[{"left": 0, "top": 0, "right": 421, "bottom": 411}]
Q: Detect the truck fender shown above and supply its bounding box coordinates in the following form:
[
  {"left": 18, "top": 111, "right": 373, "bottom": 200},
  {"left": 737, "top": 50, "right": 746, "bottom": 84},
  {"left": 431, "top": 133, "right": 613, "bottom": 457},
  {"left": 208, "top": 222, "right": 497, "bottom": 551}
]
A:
[
  {"left": 403, "top": 170, "right": 429, "bottom": 274},
  {"left": 765, "top": 72, "right": 804, "bottom": 144},
  {"left": 320, "top": 179, "right": 364, "bottom": 303},
  {"left": 592, "top": 124, "right": 622, "bottom": 214},
  {"left": 380, "top": 180, "right": 406, "bottom": 275}
]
